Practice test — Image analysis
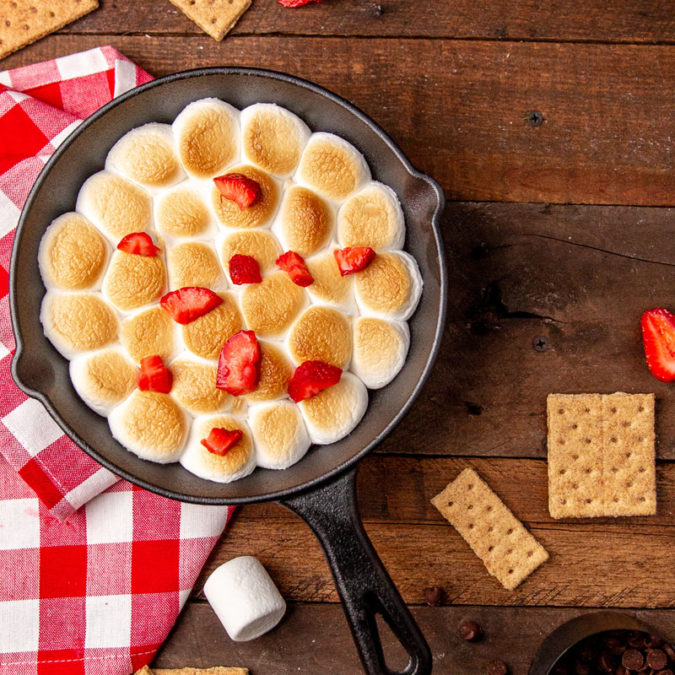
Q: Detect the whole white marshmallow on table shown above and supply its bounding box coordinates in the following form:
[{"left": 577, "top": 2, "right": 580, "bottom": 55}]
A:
[{"left": 203, "top": 556, "right": 286, "bottom": 641}]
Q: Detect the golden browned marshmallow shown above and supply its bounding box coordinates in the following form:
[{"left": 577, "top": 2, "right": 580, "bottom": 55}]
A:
[
  {"left": 173, "top": 98, "right": 240, "bottom": 178},
  {"left": 120, "top": 305, "right": 177, "bottom": 363},
  {"left": 337, "top": 182, "right": 405, "bottom": 250},
  {"left": 245, "top": 341, "right": 293, "bottom": 402},
  {"left": 41, "top": 292, "right": 118, "bottom": 358},
  {"left": 108, "top": 391, "right": 187, "bottom": 463},
  {"left": 240, "top": 272, "right": 305, "bottom": 338},
  {"left": 155, "top": 185, "right": 212, "bottom": 238},
  {"left": 241, "top": 103, "right": 311, "bottom": 177},
  {"left": 106, "top": 123, "right": 183, "bottom": 189},
  {"left": 180, "top": 414, "right": 256, "bottom": 483},
  {"left": 76, "top": 171, "right": 152, "bottom": 240},
  {"left": 69, "top": 348, "right": 137, "bottom": 415},
  {"left": 170, "top": 357, "right": 230, "bottom": 414},
  {"left": 354, "top": 251, "right": 422, "bottom": 321},
  {"left": 220, "top": 230, "right": 282, "bottom": 277},
  {"left": 273, "top": 185, "right": 333, "bottom": 257},
  {"left": 297, "top": 132, "right": 370, "bottom": 201},
  {"left": 351, "top": 317, "right": 409, "bottom": 389},
  {"left": 305, "top": 250, "right": 355, "bottom": 314},
  {"left": 102, "top": 250, "right": 166, "bottom": 312},
  {"left": 212, "top": 165, "right": 279, "bottom": 229},
  {"left": 182, "top": 292, "right": 243, "bottom": 360},
  {"left": 287, "top": 306, "right": 352, "bottom": 368},
  {"left": 168, "top": 242, "right": 224, "bottom": 290}
]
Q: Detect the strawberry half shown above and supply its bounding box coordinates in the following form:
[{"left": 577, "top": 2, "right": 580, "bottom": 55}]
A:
[
  {"left": 214, "top": 173, "right": 261, "bottom": 210},
  {"left": 216, "top": 330, "right": 261, "bottom": 396},
  {"left": 160, "top": 287, "right": 223, "bottom": 325},
  {"left": 229, "top": 254, "right": 262, "bottom": 285},
  {"left": 200, "top": 427, "right": 243, "bottom": 456},
  {"left": 278, "top": 0, "right": 320, "bottom": 6},
  {"left": 117, "top": 232, "right": 160, "bottom": 257},
  {"left": 276, "top": 250, "right": 313, "bottom": 287},
  {"left": 138, "top": 355, "right": 172, "bottom": 394},
  {"left": 641, "top": 308, "right": 675, "bottom": 382},
  {"left": 334, "top": 246, "right": 376, "bottom": 276},
  {"left": 288, "top": 360, "right": 342, "bottom": 403}
]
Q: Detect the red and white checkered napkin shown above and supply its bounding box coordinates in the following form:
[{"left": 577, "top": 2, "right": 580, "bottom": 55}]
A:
[{"left": 0, "top": 47, "right": 234, "bottom": 674}]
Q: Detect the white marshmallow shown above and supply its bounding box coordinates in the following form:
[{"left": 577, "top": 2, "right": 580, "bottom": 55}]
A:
[{"left": 351, "top": 318, "right": 410, "bottom": 389}]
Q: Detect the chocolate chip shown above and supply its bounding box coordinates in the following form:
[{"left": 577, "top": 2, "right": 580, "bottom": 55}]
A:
[
  {"left": 459, "top": 620, "right": 483, "bottom": 642},
  {"left": 487, "top": 659, "right": 508, "bottom": 675},
  {"left": 622, "top": 648, "right": 645, "bottom": 670},
  {"left": 647, "top": 649, "right": 669, "bottom": 670},
  {"left": 423, "top": 586, "right": 444, "bottom": 606}
]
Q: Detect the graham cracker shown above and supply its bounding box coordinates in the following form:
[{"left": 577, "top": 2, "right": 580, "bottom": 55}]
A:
[
  {"left": 169, "top": 0, "right": 251, "bottom": 41},
  {"left": 134, "top": 668, "right": 153, "bottom": 675},
  {"left": 431, "top": 468, "right": 549, "bottom": 591},
  {"left": 153, "top": 669, "right": 248, "bottom": 675},
  {"left": 0, "top": 0, "right": 99, "bottom": 60}
]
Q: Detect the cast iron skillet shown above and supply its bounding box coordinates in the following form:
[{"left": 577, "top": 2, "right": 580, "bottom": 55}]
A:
[{"left": 11, "top": 68, "right": 446, "bottom": 675}]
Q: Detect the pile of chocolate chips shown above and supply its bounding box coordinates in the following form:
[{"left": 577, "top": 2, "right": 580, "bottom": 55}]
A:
[{"left": 551, "top": 630, "right": 675, "bottom": 675}]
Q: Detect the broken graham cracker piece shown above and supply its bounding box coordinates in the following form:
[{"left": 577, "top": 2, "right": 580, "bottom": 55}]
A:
[
  {"left": 0, "top": 0, "right": 99, "bottom": 60},
  {"left": 134, "top": 668, "right": 153, "bottom": 675},
  {"left": 431, "top": 468, "right": 549, "bottom": 591},
  {"left": 152, "top": 669, "right": 248, "bottom": 674},
  {"left": 169, "top": 0, "right": 251, "bottom": 41}
]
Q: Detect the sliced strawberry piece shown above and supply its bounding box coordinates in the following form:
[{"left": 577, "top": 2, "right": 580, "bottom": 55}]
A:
[
  {"left": 641, "top": 308, "right": 675, "bottom": 382},
  {"left": 229, "top": 254, "right": 262, "bottom": 285},
  {"left": 278, "top": 0, "right": 320, "bottom": 6},
  {"left": 216, "top": 330, "right": 261, "bottom": 396},
  {"left": 160, "top": 287, "right": 223, "bottom": 325},
  {"left": 334, "top": 246, "right": 376, "bottom": 276},
  {"left": 200, "top": 427, "right": 243, "bottom": 456},
  {"left": 214, "top": 173, "right": 261, "bottom": 210},
  {"left": 138, "top": 355, "right": 172, "bottom": 393},
  {"left": 276, "top": 250, "right": 313, "bottom": 287},
  {"left": 288, "top": 360, "right": 342, "bottom": 403},
  {"left": 117, "top": 232, "right": 160, "bottom": 257}
]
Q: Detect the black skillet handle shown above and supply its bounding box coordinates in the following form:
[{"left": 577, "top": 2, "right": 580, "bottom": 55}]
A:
[{"left": 279, "top": 467, "right": 432, "bottom": 675}]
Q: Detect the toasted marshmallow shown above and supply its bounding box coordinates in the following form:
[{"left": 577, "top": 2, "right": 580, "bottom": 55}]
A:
[
  {"left": 76, "top": 171, "right": 152, "bottom": 241},
  {"left": 155, "top": 185, "right": 213, "bottom": 238},
  {"left": 337, "top": 182, "right": 405, "bottom": 250},
  {"left": 180, "top": 414, "right": 256, "bottom": 483},
  {"left": 109, "top": 390, "right": 187, "bottom": 463},
  {"left": 38, "top": 212, "right": 108, "bottom": 291},
  {"left": 351, "top": 318, "right": 409, "bottom": 389},
  {"left": 249, "top": 400, "right": 310, "bottom": 470},
  {"left": 299, "top": 372, "right": 367, "bottom": 445},
  {"left": 354, "top": 251, "right": 422, "bottom": 321},
  {"left": 240, "top": 272, "right": 306, "bottom": 338},
  {"left": 297, "top": 133, "right": 370, "bottom": 202},
  {"left": 70, "top": 347, "right": 137, "bottom": 415},
  {"left": 170, "top": 356, "right": 230, "bottom": 415},
  {"left": 182, "top": 292, "right": 243, "bottom": 360},
  {"left": 120, "top": 305, "right": 177, "bottom": 363},
  {"left": 272, "top": 185, "right": 333, "bottom": 257},
  {"left": 245, "top": 341, "right": 293, "bottom": 403},
  {"left": 167, "top": 242, "right": 224, "bottom": 291},
  {"left": 211, "top": 165, "right": 279, "bottom": 229},
  {"left": 106, "top": 123, "right": 183, "bottom": 189},
  {"left": 287, "top": 306, "right": 352, "bottom": 368},
  {"left": 219, "top": 230, "right": 282, "bottom": 280},
  {"left": 41, "top": 292, "right": 118, "bottom": 358},
  {"left": 102, "top": 249, "right": 166, "bottom": 312},
  {"left": 241, "top": 103, "right": 311, "bottom": 177},
  {"left": 305, "top": 250, "right": 355, "bottom": 314},
  {"left": 173, "top": 98, "right": 240, "bottom": 178}
]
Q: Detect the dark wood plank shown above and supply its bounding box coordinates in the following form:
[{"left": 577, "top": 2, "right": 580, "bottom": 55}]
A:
[
  {"left": 3, "top": 37, "right": 675, "bottom": 205},
  {"left": 154, "top": 603, "right": 675, "bottom": 674},
  {"left": 62, "top": 0, "right": 675, "bottom": 44}
]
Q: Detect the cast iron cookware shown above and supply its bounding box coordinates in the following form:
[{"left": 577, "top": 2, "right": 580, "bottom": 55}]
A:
[{"left": 11, "top": 68, "right": 447, "bottom": 675}]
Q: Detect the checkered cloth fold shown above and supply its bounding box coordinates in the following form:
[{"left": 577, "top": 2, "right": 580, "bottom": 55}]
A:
[{"left": 0, "top": 47, "right": 233, "bottom": 674}]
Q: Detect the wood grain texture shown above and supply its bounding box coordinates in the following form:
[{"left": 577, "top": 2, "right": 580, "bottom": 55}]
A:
[{"left": 3, "top": 36, "right": 675, "bottom": 205}]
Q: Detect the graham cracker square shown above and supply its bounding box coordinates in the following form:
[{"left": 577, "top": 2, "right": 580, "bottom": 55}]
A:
[{"left": 169, "top": 0, "right": 251, "bottom": 41}]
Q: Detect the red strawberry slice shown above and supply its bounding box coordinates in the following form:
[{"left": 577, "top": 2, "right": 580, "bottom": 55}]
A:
[
  {"left": 641, "top": 308, "right": 675, "bottom": 382},
  {"left": 278, "top": 0, "right": 320, "bottom": 6},
  {"left": 200, "top": 427, "right": 243, "bottom": 456},
  {"left": 229, "top": 254, "right": 262, "bottom": 285},
  {"left": 160, "top": 287, "right": 223, "bottom": 325},
  {"left": 214, "top": 173, "right": 261, "bottom": 210},
  {"left": 334, "top": 246, "right": 376, "bottom": 276},
  {"left": 288, "top": 360, "right": 342, "bottom": 403},
  {"left": 138, "top": 355, "right": 172, "bottom": 394},
  {"left": 117, "top": 232, "right": 160, "bottom": 257},
  {"left": 276, "top": 251, "right": 313, "bottom": 287},
  {"left": 216, "top": 330, "right": 261, "bottom": 396}
]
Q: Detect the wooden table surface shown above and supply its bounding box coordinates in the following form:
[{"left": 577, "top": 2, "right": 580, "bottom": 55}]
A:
[{"left": 4, "top": 2, "right": 675, "bottom": 673}]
